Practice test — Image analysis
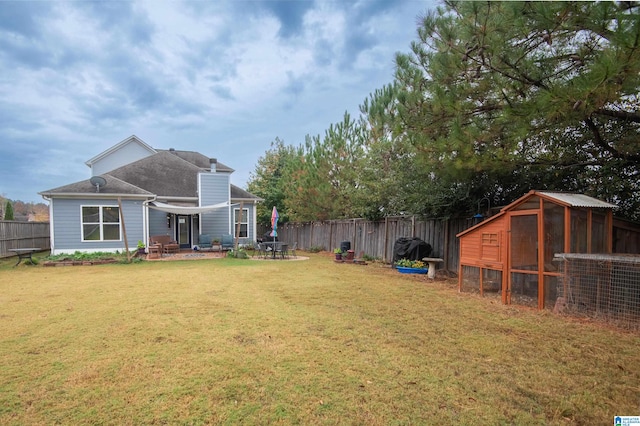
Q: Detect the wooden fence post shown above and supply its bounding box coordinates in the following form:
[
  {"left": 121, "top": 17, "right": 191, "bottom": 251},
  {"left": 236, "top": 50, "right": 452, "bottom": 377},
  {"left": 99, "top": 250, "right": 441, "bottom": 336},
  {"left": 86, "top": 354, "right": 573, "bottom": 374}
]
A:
[
  {"left": 383, "top": 216, "right": 389, "bottom": 263},
  {"left": 443, "top": 218, "right": 450, "bottom": 271},
  {"left": 412, "top": 215, "right": 415, "bottom": 237},
  {"left": 352, "top": 219, "right": 357, "bottom": 253}
]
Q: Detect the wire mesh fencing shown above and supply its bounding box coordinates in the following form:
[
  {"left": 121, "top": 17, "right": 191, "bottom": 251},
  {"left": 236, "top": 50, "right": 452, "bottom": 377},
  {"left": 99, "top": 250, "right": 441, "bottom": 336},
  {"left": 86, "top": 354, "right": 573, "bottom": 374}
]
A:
[
  {"left": 554, "top": 254, "right": 640, "bottom": 330},
  {"left": 459, "top": 265, "right": 503, "bottom": 304}
]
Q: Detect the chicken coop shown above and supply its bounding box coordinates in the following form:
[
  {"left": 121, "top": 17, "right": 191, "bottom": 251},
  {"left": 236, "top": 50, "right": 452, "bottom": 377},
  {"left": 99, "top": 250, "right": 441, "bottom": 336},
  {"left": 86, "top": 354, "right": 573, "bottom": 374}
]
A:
[{"left": 457, "top": 190, "right": 617, "bottom": 310}]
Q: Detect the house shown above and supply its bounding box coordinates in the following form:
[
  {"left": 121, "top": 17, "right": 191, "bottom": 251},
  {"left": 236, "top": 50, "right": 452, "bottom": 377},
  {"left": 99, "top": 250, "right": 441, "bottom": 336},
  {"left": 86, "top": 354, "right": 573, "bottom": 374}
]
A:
[
  {"left": 39, "top": 135, "right": 262, "bottom": 255},
  {"left": 457, "top": 190, "right": 617, "bottom": 310}
]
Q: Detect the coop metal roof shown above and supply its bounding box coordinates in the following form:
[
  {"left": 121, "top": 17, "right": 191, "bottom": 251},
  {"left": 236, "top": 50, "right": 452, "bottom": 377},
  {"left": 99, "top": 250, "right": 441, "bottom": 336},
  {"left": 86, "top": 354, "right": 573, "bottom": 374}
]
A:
[{"left": 538, "top": 191, "right": 617, "bottom": 209}]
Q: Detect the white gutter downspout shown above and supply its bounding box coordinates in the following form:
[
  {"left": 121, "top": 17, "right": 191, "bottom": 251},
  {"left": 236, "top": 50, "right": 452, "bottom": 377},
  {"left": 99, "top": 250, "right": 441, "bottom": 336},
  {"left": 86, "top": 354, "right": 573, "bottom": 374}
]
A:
[
  {"left": 253, "top": 204, "right": 257, "bottom": 242},
  {"left": 142, "top": 197, "right": 157, "bottom": 252},
  {"left": 41, "top": 195, "right": 54, "bottom": 254}
]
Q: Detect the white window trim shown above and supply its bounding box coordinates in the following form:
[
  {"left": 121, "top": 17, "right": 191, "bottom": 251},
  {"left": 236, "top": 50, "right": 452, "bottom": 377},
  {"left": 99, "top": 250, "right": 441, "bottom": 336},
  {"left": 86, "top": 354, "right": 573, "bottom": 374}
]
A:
[
  {"left": 234, "top": 207, "right": 249, "bottom": 238},
  {"left": 81, "top": 205, "right": 122, "bottom": 242}
]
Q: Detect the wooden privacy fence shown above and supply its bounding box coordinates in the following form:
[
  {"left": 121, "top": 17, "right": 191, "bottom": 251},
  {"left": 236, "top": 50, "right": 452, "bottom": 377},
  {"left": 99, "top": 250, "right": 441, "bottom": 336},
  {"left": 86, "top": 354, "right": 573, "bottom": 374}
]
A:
[
  {"left": 0, "top": 221, "right": 50, "bottom": 258},
  {"left": 260, "top": 216, "right": 474, "bottom": 273},
  {"left": 261, "top": 215, "right": 640, "bottom": 274}
]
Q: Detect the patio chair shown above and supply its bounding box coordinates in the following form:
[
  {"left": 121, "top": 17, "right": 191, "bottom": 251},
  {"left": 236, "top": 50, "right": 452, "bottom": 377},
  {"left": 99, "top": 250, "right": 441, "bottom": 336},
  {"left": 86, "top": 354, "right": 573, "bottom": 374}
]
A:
[
  {"left": 264, "top": 242, "right": 274, "bottom": 258},
  {"left": 221, "top": 234, "right": 234, "bottom": 251},
  {"left": 275, "top": 242, "right": 288, "bottom": 259},
  {"left": 254, "top": 242, "right": 267, "bottom": 259},
  {"left": 150, "top": 235, "right": 180, "bottom": 255},
  {"left": 199, "top": 234, "right": 213, "bottom": 251},
  {"left": 290, "top": 242, "right": 297, "bottom": 258}
]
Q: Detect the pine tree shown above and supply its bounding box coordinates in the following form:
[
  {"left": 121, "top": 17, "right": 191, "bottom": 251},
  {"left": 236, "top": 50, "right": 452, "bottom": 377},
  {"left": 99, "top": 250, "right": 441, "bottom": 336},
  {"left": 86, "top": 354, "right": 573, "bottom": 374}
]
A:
[
  {"left": 4, "top": 201, "right": 14, "bottom": 220},
  {"left": 394, "top": 1, "right": 640, "bottom": 220}
]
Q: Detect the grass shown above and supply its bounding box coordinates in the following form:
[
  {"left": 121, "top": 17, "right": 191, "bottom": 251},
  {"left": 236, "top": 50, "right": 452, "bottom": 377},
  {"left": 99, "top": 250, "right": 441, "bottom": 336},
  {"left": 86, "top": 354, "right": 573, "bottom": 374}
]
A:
[{"left": 1, "top": 252, "right": 639, "bottom": 425}]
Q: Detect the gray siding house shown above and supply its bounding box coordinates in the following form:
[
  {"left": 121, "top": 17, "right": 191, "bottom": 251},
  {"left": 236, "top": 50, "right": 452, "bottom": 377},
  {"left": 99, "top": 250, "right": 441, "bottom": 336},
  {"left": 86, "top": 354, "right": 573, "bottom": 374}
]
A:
[{"left": 39, "top": 135, "right": 262, "bottom": 255}]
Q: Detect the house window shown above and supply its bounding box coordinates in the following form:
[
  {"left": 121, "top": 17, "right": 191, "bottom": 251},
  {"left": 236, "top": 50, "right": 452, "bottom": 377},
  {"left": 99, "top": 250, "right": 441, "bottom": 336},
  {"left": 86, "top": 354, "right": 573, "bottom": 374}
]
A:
[
  {"left": 82, "top": 206, "right": 121, "bottom": 241},
  {"left": 234, "top": 208, "right": 249, "bottom": 238}
]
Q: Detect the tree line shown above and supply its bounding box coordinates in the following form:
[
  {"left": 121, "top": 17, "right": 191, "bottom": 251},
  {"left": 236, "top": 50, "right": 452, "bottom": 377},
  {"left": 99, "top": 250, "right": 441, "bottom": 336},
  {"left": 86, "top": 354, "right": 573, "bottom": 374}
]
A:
[
  {"left": 248, "top": 2, "right": 640, "bottom": 226},
  {"left": 0, "top": 196, "right": 49, "bottom": 222}
]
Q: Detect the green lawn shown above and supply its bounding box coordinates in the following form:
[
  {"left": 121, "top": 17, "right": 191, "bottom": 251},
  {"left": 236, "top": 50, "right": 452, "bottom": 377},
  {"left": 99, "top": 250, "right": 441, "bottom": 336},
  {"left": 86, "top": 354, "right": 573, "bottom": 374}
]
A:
[{"left": 1, "top": 252, "right": 638, "bottom": 425}]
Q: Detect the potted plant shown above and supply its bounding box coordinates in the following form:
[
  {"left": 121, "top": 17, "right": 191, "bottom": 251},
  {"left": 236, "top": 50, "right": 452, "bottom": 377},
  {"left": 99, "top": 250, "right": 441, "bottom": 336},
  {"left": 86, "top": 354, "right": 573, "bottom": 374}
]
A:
[
  {"left": 395, "top": 259, "right": 427, "bottom": 274},
  {"left": 333, "top": 248, "right": 343, "bottom": 261},
  {"left": 137, "top": 240, "right": 146, "bottom": 255}
]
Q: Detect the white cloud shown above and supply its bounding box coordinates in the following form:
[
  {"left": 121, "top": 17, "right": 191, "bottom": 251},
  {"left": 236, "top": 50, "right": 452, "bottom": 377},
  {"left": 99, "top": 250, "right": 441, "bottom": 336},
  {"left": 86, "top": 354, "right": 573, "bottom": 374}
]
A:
[{"left": 0, "top": 0, "right": 437, "bottom": 202}]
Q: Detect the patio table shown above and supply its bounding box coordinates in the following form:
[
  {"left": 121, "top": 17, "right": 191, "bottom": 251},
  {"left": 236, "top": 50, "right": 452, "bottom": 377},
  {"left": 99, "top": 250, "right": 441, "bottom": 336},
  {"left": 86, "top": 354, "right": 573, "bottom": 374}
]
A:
[
  {"left": 9, "top": 248, "right": 41, "bottom": 266},
  {"left": 262, "top": 242, "right": 288, "bottom": 259}
]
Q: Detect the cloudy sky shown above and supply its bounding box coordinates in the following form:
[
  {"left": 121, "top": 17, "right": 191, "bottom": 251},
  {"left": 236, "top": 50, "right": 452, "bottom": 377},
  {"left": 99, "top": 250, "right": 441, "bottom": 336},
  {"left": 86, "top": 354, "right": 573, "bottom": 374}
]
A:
[{"left": 1, "top": 0, "right": 436, "bottom": 203}]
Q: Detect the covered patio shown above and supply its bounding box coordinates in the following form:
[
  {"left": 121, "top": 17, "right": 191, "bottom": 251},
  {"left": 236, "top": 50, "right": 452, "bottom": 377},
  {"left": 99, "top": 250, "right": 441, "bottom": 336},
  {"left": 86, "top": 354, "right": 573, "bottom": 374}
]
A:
[{"left": 145, "top": 248, "right": 307, "bottom": 262}]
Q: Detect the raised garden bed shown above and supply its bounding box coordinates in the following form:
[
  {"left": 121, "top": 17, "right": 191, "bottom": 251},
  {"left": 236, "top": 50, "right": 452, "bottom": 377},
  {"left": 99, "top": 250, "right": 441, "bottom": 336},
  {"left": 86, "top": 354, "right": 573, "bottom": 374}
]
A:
[
  {"left": 42, "top": 251, "right": 131, "bottom": 267},
  {"left": 43, "top": 259, "right": 119, "bottom": 267}
]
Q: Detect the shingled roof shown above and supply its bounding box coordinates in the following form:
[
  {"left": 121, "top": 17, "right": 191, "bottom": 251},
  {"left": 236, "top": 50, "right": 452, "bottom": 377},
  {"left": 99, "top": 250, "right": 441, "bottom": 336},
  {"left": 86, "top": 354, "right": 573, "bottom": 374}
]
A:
[
  {"left": 41, "top": 146, "right": 259, "bottom": 201},
  {"left": 157, "top": 149, "right": 234, "bottom": 173},
  {"left": 108, "top": 151, "right": 201, "bottom": 198},
  {"left": 40, "top": 174, "right": 153, "bottom": 197},
  {"left": 231, "top": 185, "right": 261, "bottom": 200}
]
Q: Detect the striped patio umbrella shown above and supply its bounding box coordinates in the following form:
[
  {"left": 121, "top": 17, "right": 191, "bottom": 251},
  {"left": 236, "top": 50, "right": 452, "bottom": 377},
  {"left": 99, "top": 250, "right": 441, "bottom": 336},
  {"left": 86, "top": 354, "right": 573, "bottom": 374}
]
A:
[{"left": 269, "top": 206, "right": 279, "bottom": 239}]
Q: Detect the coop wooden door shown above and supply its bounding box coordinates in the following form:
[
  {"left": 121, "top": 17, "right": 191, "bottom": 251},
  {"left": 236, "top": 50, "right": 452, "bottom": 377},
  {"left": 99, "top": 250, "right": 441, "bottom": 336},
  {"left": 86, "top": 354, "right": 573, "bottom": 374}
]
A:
[{"left": 507, "top": 212, "right": 540, "bottom": 306}]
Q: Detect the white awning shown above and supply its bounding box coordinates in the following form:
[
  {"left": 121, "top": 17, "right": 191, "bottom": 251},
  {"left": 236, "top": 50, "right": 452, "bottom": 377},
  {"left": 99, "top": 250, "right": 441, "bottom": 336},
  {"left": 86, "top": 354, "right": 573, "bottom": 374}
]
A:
[{"left": 149, "top": 201, "right": 230, "bottom": 214}]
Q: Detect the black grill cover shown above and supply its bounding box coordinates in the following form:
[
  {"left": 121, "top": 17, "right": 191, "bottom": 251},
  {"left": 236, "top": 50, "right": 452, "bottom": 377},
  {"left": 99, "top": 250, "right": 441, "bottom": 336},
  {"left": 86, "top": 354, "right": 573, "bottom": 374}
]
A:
[{"left": 392, "top": 237, "right": 432, "bottom": 263}]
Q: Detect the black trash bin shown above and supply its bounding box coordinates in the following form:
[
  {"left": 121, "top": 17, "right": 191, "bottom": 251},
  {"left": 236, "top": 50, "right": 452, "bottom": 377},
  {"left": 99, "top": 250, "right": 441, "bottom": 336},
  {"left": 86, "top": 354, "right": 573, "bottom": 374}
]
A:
[{"left": 340, "top": 241, "right": 351, "bottom": 252}]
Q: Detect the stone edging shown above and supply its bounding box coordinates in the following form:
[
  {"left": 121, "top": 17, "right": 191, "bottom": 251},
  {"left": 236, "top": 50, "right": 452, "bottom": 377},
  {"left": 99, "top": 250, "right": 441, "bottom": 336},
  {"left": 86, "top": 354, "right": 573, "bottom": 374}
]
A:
[{"left": 43, "top": 259, "right": 119, "bottom": 267}]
